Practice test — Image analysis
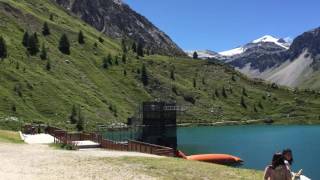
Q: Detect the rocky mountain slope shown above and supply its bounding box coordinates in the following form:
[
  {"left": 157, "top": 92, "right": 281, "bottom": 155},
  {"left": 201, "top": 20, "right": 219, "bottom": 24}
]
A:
[
  {"left": 191, "top": 33, "right": 320, "bottom": 89},
  {"left": 53, "top": 0, "right": 185, "bottom": 56},
  {"left": 226, "top": 30, "right": 320, "bottom": 89},
  {"left": 227, "top": 35, "right": 290, "bottom": 76},
  {"left": 0, "top": 0, "right": 319, "bottom": 131}
]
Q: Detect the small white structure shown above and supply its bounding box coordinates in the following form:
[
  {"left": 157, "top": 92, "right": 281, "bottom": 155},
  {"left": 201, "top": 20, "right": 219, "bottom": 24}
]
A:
[
  {"left": 21, "top": 133, "right": 55, "bottom": 144},
  {"left": 73, "top": 140, "right": 100, "bottom": 149}
]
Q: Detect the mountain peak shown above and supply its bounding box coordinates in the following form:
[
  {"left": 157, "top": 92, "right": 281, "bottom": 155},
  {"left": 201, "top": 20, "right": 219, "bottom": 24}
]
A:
[
  {"left": 219, "top": 35, "right": 290, "bottom": 57},
  {"left": 252, "top": 35, "right": 279, "bottom": 43},
  {"left": 252, "top": 35, "right": 290, "bottom": 49},
  {"left": 113, "top": 0, "right": 123, "bottom": 5}
]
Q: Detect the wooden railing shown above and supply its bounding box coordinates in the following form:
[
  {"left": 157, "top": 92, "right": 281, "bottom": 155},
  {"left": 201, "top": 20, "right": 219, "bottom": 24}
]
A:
[
  {"left": 128, "top": 140, "right": 175, "bottom": 157},
  {"left": 27, "top": 125, "right": 175, "bottom": 157}
]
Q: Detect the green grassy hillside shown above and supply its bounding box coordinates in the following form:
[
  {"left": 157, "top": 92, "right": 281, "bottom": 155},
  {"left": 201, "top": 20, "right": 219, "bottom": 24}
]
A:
[{"left": 0, "top": 0, "right": 319, "bottom": 131}]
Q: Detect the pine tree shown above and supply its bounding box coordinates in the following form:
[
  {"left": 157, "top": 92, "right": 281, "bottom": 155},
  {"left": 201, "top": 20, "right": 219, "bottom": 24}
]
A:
[
  {"left": 137, "top": 41, "right": 144, "bottom": 57},
  {"left": 42, "top": 22, "right": 50, "bottom": 36},
  {"left": 16, "top": 62, "right": 20, "bottom": 70},
  {"left": 170, "top": 69, "right": 175, "bottom": 80},
  {"left": 193, "top": 51, "right": 198, "bottom": 59},
  {"left": 222, "top": 86, "right": 228, "bottom": 98},
  {"left": 49, "top": 14, "right": 54, "bottom": 21},
  {"left": 11, "top": 104, "right": 16, "bottom": 113},
  {"left": 59, "top": 34, "right": 70, "bottom": 55},
  {"left": 33, "top": 32, "right": 39, "bottom": 47},
  {"left": 69, "top": 105, "right": 77, "bottom": 124},
  {"left": 46, "top": 60, "right": 51, "bottom": 71},
  {"left": 253, "top": 104, "right": 258, "bottom": 112},
  {"left": 40, "top": 44, "right": 47, "bottom": 60},
  {"left": 132, "top": 42, "right": 137, "bottom": 53},
  {"left": 107, "top": 54, "right": 113, "bottom": 65},
  {"left": 102, "top": 54, "right": 111, "bottom": 69},
  {"left": 98, "top": 37, "right": 104, "bottom": 43},
  {"left": 78, "top": 30, "right": 85, "bottom": 44},
  {"left": 76, "top": 108, "right": 84, "bottom": 131},
  {"left": 141, "top": 64, "right": 148, "bottom": 86},
  {"left": 27, "top": 34, "right": 39, "bottom": 56},
  {"left": 0, "top": 36, "right": 7, "bottom": 60},
  {"left": 114, "top": 56, "right": 119, "bottom": 65},
  {"left": 202, "top": 77, "right": 206, "bottom": 85},
  {"left": 22, "top": 32, "right": 29, "bottom": 47},
  {"left": 242, "top": 87, "right": 248, "bottom": 97},
  {"left": 122, "top": 54, "right": 127, "bottom": 64},
  {"left": 241, "top": 96, "right": 247, "bottom": 109},
  {"left": 215, "top": 89, "right": 220, "bottom": 98},
  {"left": 121, "top": 39, "right": 127, "bottom": 53},
  {"left": 258, "top": 101, "right": 264, "bottom": 109}
]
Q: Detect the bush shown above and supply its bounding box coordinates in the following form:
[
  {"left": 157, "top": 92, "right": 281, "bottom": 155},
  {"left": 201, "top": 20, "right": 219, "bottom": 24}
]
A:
[
  {"left": 78, "top": 30, "right": 85, "bottom": 44},
  {"left": 42, "top": 22, "right": 50, "bottom": 36},
  {"left": 59, "top": 34, "right": 70, "bottom": 55},
  {"left": 184, "top": 94, "right": 196, "bottom": 104},
  {"left": 0, "top": 36, "right": 8, "bottom": 59},
  {"left": 241, "top": 96, "right": 247, "bottom": 109}
]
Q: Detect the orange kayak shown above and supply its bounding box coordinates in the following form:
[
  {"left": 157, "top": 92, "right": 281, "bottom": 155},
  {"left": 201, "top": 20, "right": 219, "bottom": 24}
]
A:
[
  {"left": 187, "top": 154, "right": 243, "bottom": 164},
  {"left": 177, "top": 151, "right": 243, "bottom": 165}
]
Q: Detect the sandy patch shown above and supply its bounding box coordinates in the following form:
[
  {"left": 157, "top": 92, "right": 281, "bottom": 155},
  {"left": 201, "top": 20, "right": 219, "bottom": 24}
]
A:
[{"left": 0, "top": 142, "right": 160, "bottom": 180}]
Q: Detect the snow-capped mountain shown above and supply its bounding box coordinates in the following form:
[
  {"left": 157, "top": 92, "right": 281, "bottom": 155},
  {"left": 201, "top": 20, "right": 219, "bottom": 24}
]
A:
[
  {"left": 228, "top": 30, "right": 320, "bottom": 89},
  {"left": 219, "top": 35, "right": 290, "bottom": 57},
  {"left": 185, "top": 50, "right": 227, "bottom": 60},
  {"left": 187, "top": 35, "right": 290, "bottom": 61},
  {"left": 186, "top": 32, "right": 320, "bottom": 89},
  {"left": 225, "top": 35, "right": 290, "bottom": 71}
]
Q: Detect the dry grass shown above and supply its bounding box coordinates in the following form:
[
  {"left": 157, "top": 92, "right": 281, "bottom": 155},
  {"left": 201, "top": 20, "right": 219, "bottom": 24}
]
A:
[
  {"left": 105, "top": 157, "right": 264, "bottom": 180},
  {"left": 0, "top": 130, "right": 23, "bottom": 143}
]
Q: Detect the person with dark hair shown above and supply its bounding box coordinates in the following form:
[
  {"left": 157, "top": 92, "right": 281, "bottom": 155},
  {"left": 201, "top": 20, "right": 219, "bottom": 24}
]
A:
[
  {"left": 282, "top": 149, "right": 310, "bottom": 180},
  {"left": 282, "top": 149, "right": 294, "bottom": 171},
  {"left": 264, "top": 153, "right": 292, "bottom": 180}
]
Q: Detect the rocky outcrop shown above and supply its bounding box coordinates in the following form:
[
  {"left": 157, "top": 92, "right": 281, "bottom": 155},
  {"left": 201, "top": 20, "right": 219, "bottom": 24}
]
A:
[{"left": 53, "top": 0, "right": 185, "bottom": 56}]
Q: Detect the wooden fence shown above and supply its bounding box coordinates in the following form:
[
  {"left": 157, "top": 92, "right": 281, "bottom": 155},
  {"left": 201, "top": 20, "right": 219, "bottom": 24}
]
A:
[
  {"left": 33, "top": 126, "right": 175, "bottom": 157},
  {"left": 128, "top": 140, "right": 175, "bottom": 156}
]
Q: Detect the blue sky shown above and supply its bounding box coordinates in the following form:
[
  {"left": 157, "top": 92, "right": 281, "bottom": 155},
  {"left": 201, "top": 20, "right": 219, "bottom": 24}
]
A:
[{"left": 124, "top": 0, "right": 320, "bottom": 52}]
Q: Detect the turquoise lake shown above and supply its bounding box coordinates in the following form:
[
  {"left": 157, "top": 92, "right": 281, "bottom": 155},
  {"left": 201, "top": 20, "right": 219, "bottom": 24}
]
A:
[{"left": 177, "top": 125, "right": 320, "bottom": 179}]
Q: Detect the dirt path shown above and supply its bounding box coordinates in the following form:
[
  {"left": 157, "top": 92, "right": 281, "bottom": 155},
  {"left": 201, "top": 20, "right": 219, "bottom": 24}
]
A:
[{"left": 0, "top": 142, "right": 159, "bottom": 180}]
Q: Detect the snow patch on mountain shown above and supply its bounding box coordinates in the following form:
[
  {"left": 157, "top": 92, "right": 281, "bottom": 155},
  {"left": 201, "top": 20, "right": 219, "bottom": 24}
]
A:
[
  {"left": 252, "top": 35, "right": 290, "bottom": 49},
  {"left": 219, "top": 47, "right": 245, "bottom": 57}
]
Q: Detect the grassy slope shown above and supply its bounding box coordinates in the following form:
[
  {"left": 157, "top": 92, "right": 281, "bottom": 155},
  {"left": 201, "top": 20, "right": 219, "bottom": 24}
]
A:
[
  {"left": 0, "top": 0, "right": 319, "bottom": 131},
  {"left": 106, "top": 157, "right": 263, "bottom": 180},
  {"left": 0, "top": 130, "right": 23, "bottom": 143}
]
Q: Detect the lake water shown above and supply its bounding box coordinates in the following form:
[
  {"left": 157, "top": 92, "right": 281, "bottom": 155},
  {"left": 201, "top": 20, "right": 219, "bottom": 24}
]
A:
[{"left": 177, "top": 125, "right": 320, "bottom": 179}]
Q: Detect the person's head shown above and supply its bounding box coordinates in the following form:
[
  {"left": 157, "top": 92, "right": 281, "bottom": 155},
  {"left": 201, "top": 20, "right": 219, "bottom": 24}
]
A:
[
  {"left": 271, "top": 153, "right": 285, "bottom": 169},
  {"left": 282, "top": 148, "right": 293, "bottom": 165}
]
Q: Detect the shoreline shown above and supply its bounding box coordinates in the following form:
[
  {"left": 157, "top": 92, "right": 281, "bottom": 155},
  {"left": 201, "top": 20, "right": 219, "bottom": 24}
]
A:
[{"left": 177, "top": 119, "right": 320, "bottom": 127}]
